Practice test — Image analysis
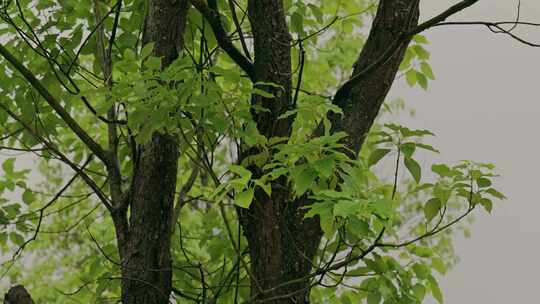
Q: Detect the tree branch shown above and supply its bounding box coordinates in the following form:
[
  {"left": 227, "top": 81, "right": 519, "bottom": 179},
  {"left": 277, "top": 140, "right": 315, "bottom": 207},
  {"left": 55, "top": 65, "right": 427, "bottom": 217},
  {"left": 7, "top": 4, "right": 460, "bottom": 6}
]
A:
[
  {"left": 189, "top": 0, "right": 256, "bottom": 81},
  {"left": 0, "top": 102, "right": 113, "bottom": 211},
  {"left": 335, "top": 0, "right": 480, "bottom": 104},
  {"left": 331, "top": 0, "right": 482, "bottom": 154},
  {"left": 10, "top": 157, "right": 92, "bottom": 261},
  {"left": 227, "top": 0, "right": 251, "bottom": 60},
  {"left": 433, "top": 21, "right": 540, "bottom": 47}
]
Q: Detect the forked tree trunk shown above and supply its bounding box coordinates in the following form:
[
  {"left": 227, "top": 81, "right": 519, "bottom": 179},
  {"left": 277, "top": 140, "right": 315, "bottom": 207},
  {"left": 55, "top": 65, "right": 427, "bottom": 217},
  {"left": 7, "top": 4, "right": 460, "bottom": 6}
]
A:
[
  {"left": 332, "top": 0, "right": 420, "bottom": 153},
  {"left": 117, "top": 1, "right": 188, "bottom": 303},
  {"left": 239, "top": 0, "right": 420, "bottom": 303}
]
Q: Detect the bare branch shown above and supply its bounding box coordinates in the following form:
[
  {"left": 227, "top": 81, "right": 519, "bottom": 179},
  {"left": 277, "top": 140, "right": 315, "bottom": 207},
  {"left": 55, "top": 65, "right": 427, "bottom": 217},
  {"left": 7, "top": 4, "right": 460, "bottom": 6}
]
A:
[
  {"left": 0, "top": 102, "right": 113, "bottom": 210},
  {"left": 170, "top": 165, "right": 199, "bottom": 235},
  {"left": 433, "top": 21, "right": 540, "bottom": 47},
  {"left": 11, "top": 157, "right": 92, "bottom": 261},
  {"left": 189, "top": 0, "right": 256, "bottom": 81}
]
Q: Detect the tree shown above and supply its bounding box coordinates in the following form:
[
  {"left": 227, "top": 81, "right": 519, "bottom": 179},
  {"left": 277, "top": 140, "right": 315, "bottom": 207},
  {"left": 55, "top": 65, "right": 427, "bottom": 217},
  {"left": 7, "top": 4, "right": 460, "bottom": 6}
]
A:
[{"left": 0, "top": 0, "right": 530, "bottom": 303}]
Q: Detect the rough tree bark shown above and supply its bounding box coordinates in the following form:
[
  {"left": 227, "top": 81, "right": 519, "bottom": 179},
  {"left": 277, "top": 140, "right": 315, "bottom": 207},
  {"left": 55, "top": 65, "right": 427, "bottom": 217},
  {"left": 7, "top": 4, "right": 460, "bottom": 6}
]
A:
[
  {"left": 117, "top": 1, "right": 189, "bottom": 303},
  {"left": 3, "top": 286, "right": 34, "bottom": 304},
  {"left": 237, "top": 0, "right": 300, "bottom": 301},
  {"left": 238, "top": 0, "right": 420, "bottom": 303},
  {"left": 332, "top": 0, "right": 420, "bottom": 154}
]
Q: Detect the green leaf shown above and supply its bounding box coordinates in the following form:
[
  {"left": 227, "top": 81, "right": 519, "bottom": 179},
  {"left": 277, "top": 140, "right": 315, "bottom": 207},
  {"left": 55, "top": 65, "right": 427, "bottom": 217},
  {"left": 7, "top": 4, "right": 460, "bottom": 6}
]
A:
[
  {"left": 485, "top": 188, "right": 506, "bottom": 200},
  {"left": 334, "top": 201, "right": 360, "bottom": 218},
  {"left": 413, "top": 45, "right": 430, "bottom": 60},
  {"left": 415, "top": 143, "right": 440, "bottom": 153},
  {"left": 22, "top": 189, "right": 34, "bottom": 205},
  {"left": 347, "top": 267, "right": 370, "bottom": 277},
  {"left": 368, "top": 149, "right": 391, "bottom": 167},
  {"left": 123, "top": 48, "right": 136, "bottom": 61},
  {"left": 252, "top": 87, "right": 274, "bottom": 98},
  {"left": 420, "top": 62, "right": 435, "bottom": 80},
  {"left": 254, "top": 179, "right": 272, "bottom": 197},
  {"left": 235, "top": 188, "right": 254, "bottom": 209},
  {"left": 412, "top": 263, "right": 430, "bottom": 280},
  {"left": 303, "top": 202, "right": 333, "bottom": 219},
  {"left": 431, "top": 164, "right": 452, "bottom": 177},
  {"left": 367, "top": 292, "right": 381, "bottom": 304},
  {"left": 295, "top": 168, "right": 318, "bottom": 197},
  {"left": 2, "top": 158, "right": 15, "bottom": 174},
  {"left": 399, "top": 127, "right": 435, "bottom": 137},
  {"left": 229, "top": 165, "right": 252, "bottom": 179},
  {"left": 347, "top": 218, "right": 370, "bottom": 237},
  {"left": 413, "top": 35, "right": 429, "bottom": 44},
  {"left": 412, "top": 283, "right": 426, "bottom": 301},
  {"left": 432, "top": 257, "right": 447, "bottom": 275},
  {"left": 405, "top": 69, "right": 417, "bottom": 87},
  {"left": 140, "top": 42, "right": 155, "bottom": 59},
  {"left": 411, "top": 245, "right": 433, "bottom": 258},
  {"left": 404, "top": 157, "right": 421, "bottom": 183},
  {"left": 144, "top": 56, "right": 161, "bottom": 70},
  {"left": 424, "top": 198, "right": 441, "bottom": 222},
  {"left": 371, "top": 199, "right": 394, "bottom": 219},
  {"left": 417, "top": 71, "right": 428, "bottom": 90},
  {"left": 313, "top": 157, "right": 334, "bottom": 178},
  {"left": 291, "top": 12, "right": 304, "bottom": 34},
  {"left": 480, "top": 198, "right": 493, "bottom": 213},
  {"left": 428, "top": 276, "right": 444, "bottom": 304},
  {"left": 400, "top": 142, "right": 416, "bottom": 158},
  {"left": 308, "top": 4, "right": 323, "bottom": 23},
  {"left": 476, "top": 177, "right": 491, "bottom": 188},
  {"left": 434, "top": 184, "right": 452, "bottom": 204}
]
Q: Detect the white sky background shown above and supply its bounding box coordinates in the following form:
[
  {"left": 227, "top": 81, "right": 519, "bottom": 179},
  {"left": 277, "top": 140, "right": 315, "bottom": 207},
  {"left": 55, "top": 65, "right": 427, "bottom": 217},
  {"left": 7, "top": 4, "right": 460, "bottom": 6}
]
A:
[{"left": 390, "top": 0, "right": 540, "bottom": 303}]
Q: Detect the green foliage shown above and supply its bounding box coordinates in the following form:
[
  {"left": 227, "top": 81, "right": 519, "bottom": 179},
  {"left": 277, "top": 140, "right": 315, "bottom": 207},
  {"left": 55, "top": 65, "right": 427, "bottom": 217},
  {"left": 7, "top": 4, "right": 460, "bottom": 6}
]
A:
[{"left": 401, "top": 35, "right": 435, "bottom": 90}]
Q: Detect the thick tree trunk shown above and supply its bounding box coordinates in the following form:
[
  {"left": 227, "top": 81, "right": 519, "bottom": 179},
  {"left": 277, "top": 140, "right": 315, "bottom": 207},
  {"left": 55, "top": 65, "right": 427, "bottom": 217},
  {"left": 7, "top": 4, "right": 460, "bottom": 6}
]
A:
[
  {"left": 118, "top": 1, "right": 188, "bottom": 303},
  {"left": 238, "top": 1, "right": 321, "bottom": 303},
  {"left": 121, "top": 134, "right": 180, "bottom": 304},
  {"left": 3, "top": 285, "right": 34, "bottom": 304},
  {"left": 239, "top": 193, "right": 322, "bottom": 303}
]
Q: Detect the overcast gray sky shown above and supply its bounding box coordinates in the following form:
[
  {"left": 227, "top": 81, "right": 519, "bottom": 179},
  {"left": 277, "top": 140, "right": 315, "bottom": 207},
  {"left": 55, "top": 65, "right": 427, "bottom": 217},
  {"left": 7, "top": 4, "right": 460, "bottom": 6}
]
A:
[{"left": 390, "top": 0, "right": 540, "bottom": 302}]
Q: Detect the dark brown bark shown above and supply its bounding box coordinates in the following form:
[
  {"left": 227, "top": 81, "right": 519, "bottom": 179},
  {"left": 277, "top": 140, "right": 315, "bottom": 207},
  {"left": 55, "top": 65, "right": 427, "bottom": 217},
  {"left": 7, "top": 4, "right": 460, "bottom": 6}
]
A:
[
  {"left": 237, "top": 1, "right": 322, "bottom": 303},
  {"left": 118, "top": 1, "right": 189, "bottom": 303},
  {"left": 3, "top": 285, "right": 34, "bottom": 304},
  {"left": 332, "top": 0, "right": 420, "bottom": 155}
]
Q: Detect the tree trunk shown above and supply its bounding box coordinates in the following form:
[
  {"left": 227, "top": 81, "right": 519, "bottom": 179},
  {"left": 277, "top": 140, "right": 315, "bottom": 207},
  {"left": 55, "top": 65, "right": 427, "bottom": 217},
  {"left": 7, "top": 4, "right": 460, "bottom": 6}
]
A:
[
  {"left": 237, "top": 1, "right": 321, "bottom": 302},
  {"left": 118, "top": 1, "right": 188, "bottom": 303},
  {"left": 121, "top": 134, "right": 180, "bottom": 304},
  {"left": 3, "top": 285, "right": 34, "bottom": 304}
]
